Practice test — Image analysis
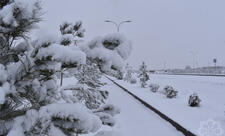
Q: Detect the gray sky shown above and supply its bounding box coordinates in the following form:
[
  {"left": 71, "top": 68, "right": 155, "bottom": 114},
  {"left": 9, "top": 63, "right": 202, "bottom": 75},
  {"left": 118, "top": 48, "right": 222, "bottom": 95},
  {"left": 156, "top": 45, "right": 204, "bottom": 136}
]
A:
[{"left": 38, "top": 0, "right": 225, "bottom": 69}]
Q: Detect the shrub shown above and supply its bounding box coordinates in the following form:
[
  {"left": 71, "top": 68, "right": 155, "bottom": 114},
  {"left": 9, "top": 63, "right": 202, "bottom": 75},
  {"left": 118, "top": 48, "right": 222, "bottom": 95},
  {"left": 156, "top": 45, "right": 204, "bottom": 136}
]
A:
[
  {"left": 130, "top": 77, "right": 137, "bottom": 84},
  {"left": 163, "top": 85, "right": 178, "bottom": 98},
  {"left": 188, "top": 93, "right": 201, "bottom": 107},
  {"left": 149, "top": 83, "right": 160, "bottom": 93}
]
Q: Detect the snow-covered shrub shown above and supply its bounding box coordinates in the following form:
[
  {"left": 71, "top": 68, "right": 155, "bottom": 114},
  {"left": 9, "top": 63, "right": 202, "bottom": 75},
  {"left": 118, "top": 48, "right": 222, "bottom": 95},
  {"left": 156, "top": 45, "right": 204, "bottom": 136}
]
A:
[
  {"left": 163, "top": 85, "right": 178, "bottom": 98},
  {"left": 149, "top": 83, "right": 160, "bottom": 93},
  {"left": 188, "top": 93, "right": 201, "bottom": 107},
  {"left": 138, "top": 62, "right": 149, "bottom": 88},
  {"left": 80, "top": 33, "right": 132, "bottom": 79},
  {"left": 130, "top": 77, "right": 137, "bottom": 84}
]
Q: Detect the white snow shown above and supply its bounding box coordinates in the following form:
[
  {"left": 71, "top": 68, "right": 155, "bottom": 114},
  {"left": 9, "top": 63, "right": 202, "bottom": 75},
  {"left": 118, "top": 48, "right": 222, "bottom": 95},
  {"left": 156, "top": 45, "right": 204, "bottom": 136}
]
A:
[
  {"left": 0, "top": 64, "right": 7, "bottom": 83},
  {"left": 36, "top": 43, "right": 86, "bottom": 65},
  {"left": 0, "top": 0, "right": 40, "bottom": 26},
  {"left": 114, "top": 74, "right": 225, "bottom": 135},
  {"left": 101, "top": 77, "right": 184, "bottom": 136},
  {"left": 94, "top": 130, "right": 122, "bottom": 136},
  {"left": 39, "top": 103, "right": 102, "bottom": 133},
  {"left": 80, "top": 33, "right": 132, "bottom": 71},
  {"left": 0, "top": 64, "right": 10, "bottom": 104},
  {"left": 102, "top": 33, "right": 132, "bottom": 60},
  {"left": 60, "top": 76, "right": 184, "bottom": 136}
]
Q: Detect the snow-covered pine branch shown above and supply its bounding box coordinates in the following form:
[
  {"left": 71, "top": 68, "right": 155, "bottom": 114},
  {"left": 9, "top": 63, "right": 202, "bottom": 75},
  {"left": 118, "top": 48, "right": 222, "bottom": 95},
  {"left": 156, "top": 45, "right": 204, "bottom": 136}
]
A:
[
  {"left": 80, "top": 33, "right": 132, "bottom": 79},
  {"left": 0, "top": 0, "right": 42, "bottom": 65}
]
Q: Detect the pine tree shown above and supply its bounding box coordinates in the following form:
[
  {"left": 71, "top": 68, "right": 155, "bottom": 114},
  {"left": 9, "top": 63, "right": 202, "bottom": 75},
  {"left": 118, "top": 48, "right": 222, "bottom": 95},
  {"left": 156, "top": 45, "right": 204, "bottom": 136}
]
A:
[
  {"left": 138, "top": 62, "right": 149, "bottom": 88},
  {"left": 61, "top": 84, "right": 109, "bottom": 110},
  {"left": 75, "top": 60, "right": 103, "bottom": 88},
  {"left": 80, "top": 33, "right": 132, "bottom": 79},
  {"left": 0, "top": 1, "right": 122, "bottom": 135},
  {"left": 124, "top": 63, "right": 133, "bottom": 82},
  {"left": 0, "top": 1, "right": 104, "bottom": 135},
  {"left": 0, "top": 0, "right": 41, "bottom": 65}
]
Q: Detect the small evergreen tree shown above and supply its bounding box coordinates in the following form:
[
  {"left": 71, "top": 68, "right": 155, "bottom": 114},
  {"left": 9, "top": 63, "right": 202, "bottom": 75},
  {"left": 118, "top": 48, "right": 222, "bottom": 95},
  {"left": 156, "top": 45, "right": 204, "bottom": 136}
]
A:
[
  {"left": 138, "top": 62, "right": 149, "bottom": 88},
  {"left": 124, "top": 63, "right": 133, "bottom": 82}
]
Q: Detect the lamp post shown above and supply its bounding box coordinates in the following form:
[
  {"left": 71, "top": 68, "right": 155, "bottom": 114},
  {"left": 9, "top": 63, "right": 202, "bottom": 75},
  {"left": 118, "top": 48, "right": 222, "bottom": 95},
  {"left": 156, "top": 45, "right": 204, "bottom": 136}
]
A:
[{"left": 105, "top": 20, "right": 132, "bottom": 32}]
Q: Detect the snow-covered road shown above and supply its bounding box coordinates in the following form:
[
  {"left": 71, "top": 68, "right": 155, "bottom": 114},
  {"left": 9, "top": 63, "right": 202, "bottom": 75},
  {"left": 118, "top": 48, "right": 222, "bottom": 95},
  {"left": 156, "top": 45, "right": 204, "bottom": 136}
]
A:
[{"left": 102, "top": 78, "right": 184, "bottom": 136}]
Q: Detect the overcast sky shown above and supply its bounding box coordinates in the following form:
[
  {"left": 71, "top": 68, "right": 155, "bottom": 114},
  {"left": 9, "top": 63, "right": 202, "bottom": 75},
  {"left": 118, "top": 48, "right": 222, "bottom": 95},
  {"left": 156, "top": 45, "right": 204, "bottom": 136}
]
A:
[{"left": 37, "top": 0, "right": 225, "bottom": 69}]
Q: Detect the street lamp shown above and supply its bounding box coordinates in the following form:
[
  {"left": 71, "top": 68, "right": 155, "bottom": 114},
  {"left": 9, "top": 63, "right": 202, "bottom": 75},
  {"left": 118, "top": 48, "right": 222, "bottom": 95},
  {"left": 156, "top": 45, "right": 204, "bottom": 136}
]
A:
[{"left": 105, "top": 20, "right": 132, "bottom": 32}]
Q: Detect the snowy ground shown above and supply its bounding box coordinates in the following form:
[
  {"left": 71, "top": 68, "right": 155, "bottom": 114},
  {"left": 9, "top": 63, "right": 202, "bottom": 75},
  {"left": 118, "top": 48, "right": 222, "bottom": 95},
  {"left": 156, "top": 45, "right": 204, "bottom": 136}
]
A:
[
  {"left": 114, "top": 74, "right": 225, "bottom": 135},
  {"left": 101, "top": 77, "right": 183, "bottom": 136},
  {"left": 61, "top": 76, "right": 184, "bottom": 136}
]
